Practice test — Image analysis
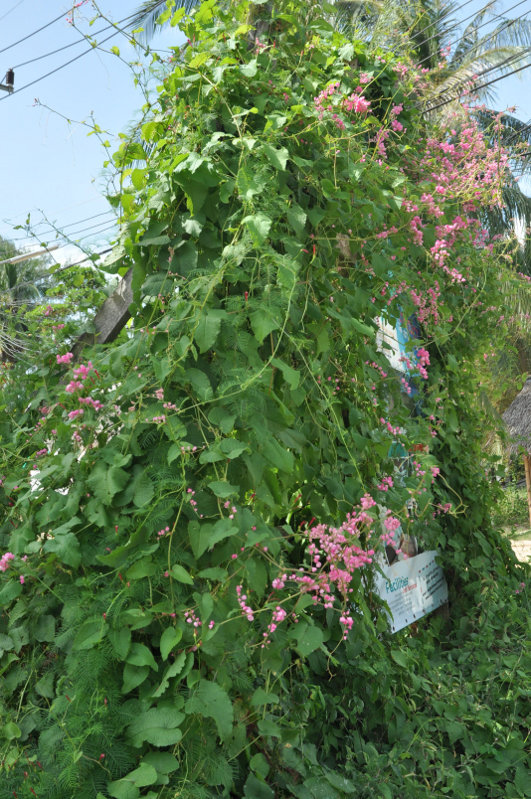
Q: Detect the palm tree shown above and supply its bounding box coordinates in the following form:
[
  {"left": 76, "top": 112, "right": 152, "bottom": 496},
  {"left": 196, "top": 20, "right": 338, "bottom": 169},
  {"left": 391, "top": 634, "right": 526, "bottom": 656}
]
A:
[
  {"left": 0, "top": 236, "right": 51, "bottom": 361},
  {"left": 128, "top": 0, "right": 195, "bottom": 42}
]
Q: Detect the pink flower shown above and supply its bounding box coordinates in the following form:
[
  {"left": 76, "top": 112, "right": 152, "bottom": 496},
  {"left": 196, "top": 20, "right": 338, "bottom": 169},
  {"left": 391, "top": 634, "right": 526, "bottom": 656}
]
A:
[
  {"left": 343, "top": 93, "right": 371, "bottom": 114},
  {"left": 65, "top": 380, "right": 84, "bottom": 393},
  {"left": 0, "top": 552, "right": 15, "bottom": 572},
  {"left": 56, "top": 352, "right": 73, "bottom": 364}
]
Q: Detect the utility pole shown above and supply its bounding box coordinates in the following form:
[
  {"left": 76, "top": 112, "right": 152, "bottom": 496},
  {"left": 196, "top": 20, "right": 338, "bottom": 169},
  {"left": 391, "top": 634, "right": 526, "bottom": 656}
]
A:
[{"left": 0, "top": 69, "right": 14, "bottom": 94}]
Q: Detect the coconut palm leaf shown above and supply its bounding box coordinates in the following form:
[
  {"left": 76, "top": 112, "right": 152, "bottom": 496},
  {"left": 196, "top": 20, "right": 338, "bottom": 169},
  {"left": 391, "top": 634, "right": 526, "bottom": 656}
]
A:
[{"left": 129, "top": 0, "right": 200, "bottom": 42}]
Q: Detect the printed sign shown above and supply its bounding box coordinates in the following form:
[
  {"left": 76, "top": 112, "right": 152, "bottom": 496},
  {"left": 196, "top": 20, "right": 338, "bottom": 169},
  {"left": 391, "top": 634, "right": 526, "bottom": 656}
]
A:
[{"left": 374, "top": 550, "right": 448, "bottom": 633}]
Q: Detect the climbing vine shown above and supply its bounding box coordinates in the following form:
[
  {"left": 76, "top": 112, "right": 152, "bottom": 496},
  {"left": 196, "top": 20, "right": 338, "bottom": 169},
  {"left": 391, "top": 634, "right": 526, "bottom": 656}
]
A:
[{"left": 0, "top": 1, "right": 528, "bottom": 797}]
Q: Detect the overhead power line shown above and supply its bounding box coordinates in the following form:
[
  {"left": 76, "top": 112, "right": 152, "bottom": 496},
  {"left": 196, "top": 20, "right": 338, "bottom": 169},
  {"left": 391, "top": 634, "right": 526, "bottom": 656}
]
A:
[
  {"left": 0, "top": 27, "right": 124, "bottom": 102},
  {"left": 414, "top": 0, "right": 530, "bottom": 72},
  {"left": 416, "top": 0, "right": 501, "bottom": 52},
  {"left": 422, "top": 49, "right": 529, "bottom": 110},
  {"left": 0, "top": 8, "right": 172, "bottom": 102},
  {"left": 424, "top": 60, "right": 531, "bottom": 113},
  {"left": 52, "top": 247, "right": 113, "bottom": 274},
  {"left": 0, "top": 0, "right": 25, "bottom": 24},
  {"left": 0, "top": 9, "right": 67, "bottom": 55},
  {"left": 408, "top": 0, "right": 483, "bottom": 43},
  {"left": 11, "top": 11, "right": 145, "bottom": 70}
]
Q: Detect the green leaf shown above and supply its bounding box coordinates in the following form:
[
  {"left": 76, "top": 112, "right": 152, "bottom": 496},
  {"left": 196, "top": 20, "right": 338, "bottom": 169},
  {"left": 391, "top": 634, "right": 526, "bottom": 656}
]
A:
[
  {"left": 293, "top": 623, "right": 324, "bottom": 657},
  {"left": 73, "top": 619, "right": 105, "bottom": 651},
  {"left": 109, "top": 627, "right": 131, "bottom": 660},
  {"left": 189, "top": 51, "right": 211, "bottom": 68},
  {"left": 107, "top": 780, "right": 139, "bottom": 799},
  {"left": 167, "top": 443, "right": 182, "bottom": 465},
  {"left": 186, "top": 679, "right": 233, "bottom": 741},
  {"left": 262, "top": 143, "right": 289, "bottom": 171},
  {"left": 195, "top": 310, "right": 226, "bottom": 353},
  {"left": 160, "top": 627, "right": 184, "bottom": 662},
  {"left": 1, "top": 722, "right": 21, "bottom": 740},
  {"left": 131, "top": 168, "right": 146, "bottom": 190},
  {"left": 237, "top": 167, "right": 267, "bottom": 200},
  {"left": 122, "top": 762, "right": 157, "bottom": 788},
  {"left": 187, "top": 368, "right": 213, "bottom": 400},
  {"left": 251, "top": 688, "right": 280, "bottom": 706},
  {"left": 122, "top": 664, "right": 150, "bottom": 694},
  {"left": 152, "top": 652, "right": 188, "bottom": 698},
  {"left": 219, "top": 438, "right": 248, "bottom": 459},
  {"left": 170, "top": 564, "right": 194, "bottom": 585},
  {"left": 241, "top": 59, "right": 258, "bottom": 77},
  {"left": 127, "top": 706, "right": 184, "bottom": 747},
  {"left": 244, "top": 773, "right": 275, "bottom": 799},
  {"left": 43, "top": 531, "right": 81, "bottom": 568},
  {"left": 34, "top": 614, "right": 55, "bottom": 642},
  {"left": 133, "top": 471, "right": 155, "bottom": 508},
  {"left": 390, "top": 650, "right": 409, "bottom": 668},
  {"left": 126, "top": 643, "right": 159, "bottom": 671},
  {"left": 243, "top": 212, "right": 272, "bottom": 244},
  {"left": 198, "top": 566, "right": 228, "bottom": 580},
  {"left": 0, "top": 580, "right": 22, "bottom": 605},
  {"left": 271, "top": 358, "right": 300, "bottom": 389},
  {"left": 208, "top": 481, "right": 239, "bottom": 498},
  {"left": 87, "top": 464, "right": 129, "bottom": 506},
  {"left": 250, "top": 309, "right": 280, "bottom": 343},
  {"left": 287, "top": 204, "right": 307, "bottom": 238},
  {"left": 189, "top": 520, "right": 211, "bottom": 559},
  {"left": 142, "top": 751, "right": 179, "bottom": 776},
  {"left": 199, "top": 447, "right": 225, "bottom": 464},
  {"left": 126, "top": 557, "right": 156, "bottom": 580}
]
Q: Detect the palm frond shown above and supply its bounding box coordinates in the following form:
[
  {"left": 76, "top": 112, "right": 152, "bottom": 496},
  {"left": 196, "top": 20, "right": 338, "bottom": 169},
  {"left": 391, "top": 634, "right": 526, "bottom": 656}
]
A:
[
  {"left": 128, "top": 0, "right": 201, "bottom": 42},
  {"left": 425, "top": 46, "right": 530, "bottom": 110},
  {"left": 449, "top": 1, "right": 497, "bottom": 63}
]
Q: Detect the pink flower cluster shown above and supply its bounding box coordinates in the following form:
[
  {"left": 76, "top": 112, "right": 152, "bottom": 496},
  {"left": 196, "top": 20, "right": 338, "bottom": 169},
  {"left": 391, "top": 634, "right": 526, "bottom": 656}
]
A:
[
  {"left": 343, "top": 93, "right": 371, "bottom": 114},
  {"left": 377, "top": 476, "right": 394, "bottom": 492},
  {"left": 73, "top": 362, "right": 93, "bottom": 380},
  {"left": 0, "top": 552, "right": 14, "bottom": 572},
  {"left": 236, "top": 585, "right": 254, "bottom": 621},
  {"left": 415, "top": 347, "right": 430, "bottom": 380},
  {"left": 184, "top": 609, "right": 201, "bottom": 628}
]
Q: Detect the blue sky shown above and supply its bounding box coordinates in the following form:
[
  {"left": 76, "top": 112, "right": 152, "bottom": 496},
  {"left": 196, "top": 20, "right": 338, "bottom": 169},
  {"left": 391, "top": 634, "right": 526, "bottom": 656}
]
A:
[
  {"left": 0, "top": 0, "right": 529, "bottom": 265},
  {"left": 0, "top": 0, "right": 183, "bottom": 263}
]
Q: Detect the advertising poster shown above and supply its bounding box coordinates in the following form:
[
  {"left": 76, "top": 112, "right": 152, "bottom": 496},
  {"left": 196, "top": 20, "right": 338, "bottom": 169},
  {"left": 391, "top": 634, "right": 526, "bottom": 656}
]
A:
[{"left": 374, "top": 550, "right": 448, "bottom": 633}]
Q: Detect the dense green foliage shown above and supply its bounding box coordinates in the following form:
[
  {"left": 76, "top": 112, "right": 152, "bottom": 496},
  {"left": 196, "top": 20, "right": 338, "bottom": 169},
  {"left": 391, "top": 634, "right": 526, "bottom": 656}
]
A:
[{"left": 0, "top": 1, "right": 528, "bottom": 797}]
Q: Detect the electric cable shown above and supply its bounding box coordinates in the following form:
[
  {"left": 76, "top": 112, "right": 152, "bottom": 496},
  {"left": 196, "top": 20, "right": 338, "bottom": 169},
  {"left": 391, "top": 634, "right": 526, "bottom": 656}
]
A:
[
  {"left": 75, "top": 224, "right": 118, "bottom": 242},
  {"left": 0, "top": 9, "right": 67, "bottom": 55},
  {"left": 69, "top": 220, "right": 119, "bottom": 239},
  {"left": 12, "top": 19, "right": 120, "bottom": 70},
  {"left": 1, "top": 8, "right": 174, "bottom": 101},
  {"left": 413, "top": 0, "right": 530, "bottom": 72},
  {"left": 0, "top": 27, "right": 124, "bottom": 102},
  {"left": 406, "top": 0, "right": 485, "bottom": 43},
  {"left": 5, "top": 210, "right": 116, "bottom": 242},
  {"left": 11, "top": 9, "right": 153, "bottom": 70},
  {"left": 0, "top": 0, "right": 25, "bottom": 24},
  {"left": 52, "top": 247, "right": 113, "bottom": 274},
  {"left": 424, "top": 60, "right": 531, "bottom": 113},
  {"left": 422, "top": 49, "right": 529, "bottom": 109},
  {"left": 423, "top": 0, "right": 526, "bottom": 53}
]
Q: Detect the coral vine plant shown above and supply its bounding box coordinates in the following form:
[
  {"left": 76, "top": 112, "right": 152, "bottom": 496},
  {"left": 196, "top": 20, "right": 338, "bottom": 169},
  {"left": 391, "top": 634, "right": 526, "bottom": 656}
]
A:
[{"left": 0, "top": 1, "right": 526, "bottom": 797}]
